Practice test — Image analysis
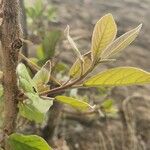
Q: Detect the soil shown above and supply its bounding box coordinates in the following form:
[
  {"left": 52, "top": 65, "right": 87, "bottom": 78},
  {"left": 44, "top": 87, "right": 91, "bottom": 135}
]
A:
[{"left": 30, "top": 0, "right": 150, "bottom": 150}]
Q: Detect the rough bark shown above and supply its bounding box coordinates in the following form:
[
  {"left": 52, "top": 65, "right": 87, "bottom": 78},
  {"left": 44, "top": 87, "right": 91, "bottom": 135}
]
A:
[{"left": 1, "top": 0, "right": 22, "bottom": 148}]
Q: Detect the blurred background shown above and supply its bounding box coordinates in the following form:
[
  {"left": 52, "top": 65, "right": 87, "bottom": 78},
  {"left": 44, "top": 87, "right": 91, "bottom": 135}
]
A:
[{"left": 16, "top": 0, "right": 150, "bottom": 149}]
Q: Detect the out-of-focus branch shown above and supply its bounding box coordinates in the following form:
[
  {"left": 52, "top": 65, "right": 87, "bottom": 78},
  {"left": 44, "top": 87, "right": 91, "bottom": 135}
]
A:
[{"left": 19, "top": 0, "right": 28, "bottom": 57}]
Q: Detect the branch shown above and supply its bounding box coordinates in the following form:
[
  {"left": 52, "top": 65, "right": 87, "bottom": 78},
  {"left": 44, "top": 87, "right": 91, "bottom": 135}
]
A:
[
  {"left": 19, "top": 0, "right": 28, "bottom": 57},
  {"left": 1, "top": 0, "right": 22, "bottom": 148}
]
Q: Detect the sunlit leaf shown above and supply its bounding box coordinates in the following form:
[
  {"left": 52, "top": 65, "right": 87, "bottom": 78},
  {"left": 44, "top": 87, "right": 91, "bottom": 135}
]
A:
[
  {"left": 8, "top": 133, "right": 52, "bottom": 150},
  {"left": 91, "top": 13, "right": 117, "bottom": 61},
  {"left": 18, "top": 93, "right": 53, "bottom": 123},
  {"left": 101, "top": 24, "right": 142, "bottom": 59},
  {"left": 17, "top": 63, "right": 37, "bottom": 93},
  {"left": 84, "top": 67, "right": 150, "bottom": 86},
  {"left": 55, "top": 96, "right": 94, "bottom": 110},
  {"left": 65, "top": 25, "right": 84, "bottom": 62},
  {"left": 69, "top": 52, "right": 92, "bottom": 78},
  {"left": 33, "top": 61, "right": 51, "bottom": 87}
]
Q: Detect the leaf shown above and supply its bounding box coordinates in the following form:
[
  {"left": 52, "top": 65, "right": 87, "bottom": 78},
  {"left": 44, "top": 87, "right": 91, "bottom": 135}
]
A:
[
  {"left": 0, "top": 84, "right": 3, "bottom": 98},
  {"left": 33, "top": 61, "right": 51, "bottom": 86},
  {"left": 64, "top": 25, "right": 84, "bottom": 62},
  {"left": 101, "top": 99, "right": 117, "bottom": 115},
  {"left": 18, "top": 93, "right": 53, "bottom": 123},
  {"left": 91, "top": 13, "right": 117, "bottom": 61},
  {"left": 69, "top": 52, "right": 92, "bottom": 78},
  {"left": 101, "top": 99, "right": 113, "bottom": 109},
  {"left": 42, "top": 30, "right": 61, "bottom": 59},
  {"left": 55, "top": 96, "right": 94, "bottom": 110},
  {"left": 8, "top": 133, "right": 52, "bottom": 150},
  {"left": 36, "top": 45, "right": 45, "bottom": 60},
  {"left": 17, "top": 63, "right": 37, "bottom": 93},
  {"left": 83, "top": 67, "right": 150, "bottom": 86},
  {"left": 101, "top": 24, "right": 142, "bottom": 59},
  {"left": 17, "top": 63, "right": 32, "bottom": 83}
]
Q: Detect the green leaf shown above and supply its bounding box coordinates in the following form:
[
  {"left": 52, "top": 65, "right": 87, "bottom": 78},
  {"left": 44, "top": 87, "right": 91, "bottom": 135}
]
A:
[
  {"left": 100, "top": 99, "right": 118, "bottom": 116},
  {"left": 17, "top": 63, "right": 37, "bottom": 93},
  {"left": 17, "top": 63, "right": 32, "bottom": 83},
  {"left": 65, "top": 25, "right": 84, "bottom": 62},
  {"left": 101, "top": 24, "right": 142, "bottom": 59},
  {"left": 8, "top": 133, "right": 52, "bottom": 150},
  {"left": 33, "top": 61, "right": 51, "bottom": 86},
  {"left": 101, "top": 99, "right": 113, "bottom": 109},
  {"left": 55, "top": 96, "right": 94, "bottom": 110},
  {"left": 0, "top": 84, "right": 3, "bottom": 98},
  {"left": 69, "top": 52, "right": 92, "bottom": 78},
  {"left": 84, "top": 67, "right": 150, "bottom": 86},
  {"left": 36, "top": 45, "right": 45, "bottom": 60},
  {"left": 18, "top": 93, "right": 53, "bottom": 123},
  {"left": 42, "top": 30, "right": 61, "bottom": 59},
  {"left": 91, "top": 13, "right": 117, "bottom": 60}
]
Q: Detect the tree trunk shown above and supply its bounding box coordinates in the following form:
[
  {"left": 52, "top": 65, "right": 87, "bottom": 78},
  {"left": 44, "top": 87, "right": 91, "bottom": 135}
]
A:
[{"left": 1, "top": 0, "right": 22, "bottom": 149}]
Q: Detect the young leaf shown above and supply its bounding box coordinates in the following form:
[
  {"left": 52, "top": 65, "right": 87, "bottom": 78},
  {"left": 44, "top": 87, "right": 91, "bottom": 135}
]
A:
[
  {"left": 64, "top": 25, "right": 84, "bottom": 62},
  {"left": 8, "top": 133, "right": 52, "bottom": 150},
  {"left": 17, "top": 63, "right": 32, "bottom": 83},
  {"left": 17, "top": 63, "right": 37, "bottom": 93},
  {"left": 101, "top": 24, "right": 142, "bottom": 59},
  {"left": 69, "top": 51, "right": 92, "bottom": 78},
  {"left": 83, "top": 67, "right": 150, "bottom": 86},
  {"left": 18, "top": 93, "right": 53, "bottom": 123},
  {"left": 33, "top": 61, "right": 51, "bottom": 86},
  {"left": 55, "top": 96, "right": 94, "bottom": 110},
  {"left": 91, "top": 13, "right": 117, "bottom": 61}
]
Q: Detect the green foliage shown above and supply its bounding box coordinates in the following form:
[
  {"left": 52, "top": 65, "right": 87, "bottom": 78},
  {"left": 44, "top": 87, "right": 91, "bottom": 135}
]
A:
[
  {"left": 91, "top": 14, "right": 117, "bottom": 61},
  {"left": 26, "top": 0, "right": 61, "bottom": 65},
  {"left": 18, "top": 93, "right": 53, "bottom": 123},
  {"left": 17, "top": 63, "right": 37, "bottom": 93},
  {"left": 55, "top": 96, "right": 94, "bottom": 110},
  {"left": 69, "top": 52, "right": 92, "bottom": 78},
  {"left": 83, "top": 67, "right": 150, "bottom": 86},
  {"left": 26, "top": 0, "right": 56, "bottom": 28},
  {"left": 0, "top": 13, "right": 146, "bottom": 150},
  {"left": 100, "top": 99, "right": 118, "bottom": 116},
  {"left": 33, "top": 61, "right": 51, "bottom": 92},
  {"left": 17, "top": 63, "right": 53, "bottom": 123},
  {"left": 37, "top": 30, "right": 61, "bottom": 64},
  {"left": 8, "top": 133, "right": 52, "bottom": 150},
  {"left": 101, "top": 24, "right": 142, "bottom": 59}
]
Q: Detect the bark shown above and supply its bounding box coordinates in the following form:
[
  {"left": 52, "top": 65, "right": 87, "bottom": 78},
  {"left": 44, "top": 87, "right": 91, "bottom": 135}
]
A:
[{"left": 1, "top": 0, "right": 22, "bottom": 148}]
